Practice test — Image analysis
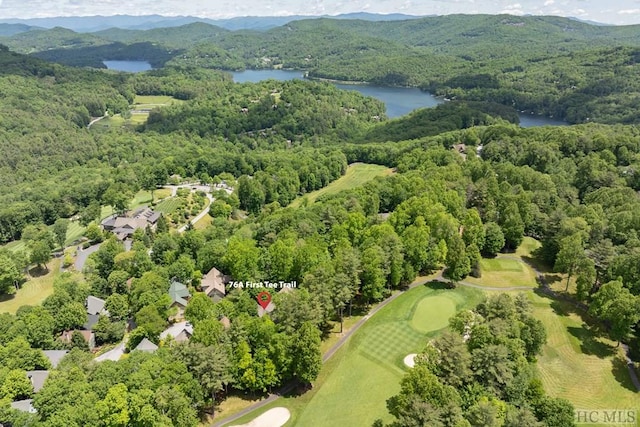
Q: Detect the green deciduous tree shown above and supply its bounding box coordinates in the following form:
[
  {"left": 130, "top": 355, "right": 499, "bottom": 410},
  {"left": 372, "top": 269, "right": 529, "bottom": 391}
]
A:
[
  {"left": 290, "top": 321, "right": 322, "bottom": 385},
  {"left": 53, "top": 218, "right": 70, "bottom": 249}
]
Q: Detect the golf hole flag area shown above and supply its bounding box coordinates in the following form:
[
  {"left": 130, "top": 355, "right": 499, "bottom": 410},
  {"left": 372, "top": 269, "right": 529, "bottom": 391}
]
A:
[{"left": 289, "top": 285, "right": 483, "bottom": 427}]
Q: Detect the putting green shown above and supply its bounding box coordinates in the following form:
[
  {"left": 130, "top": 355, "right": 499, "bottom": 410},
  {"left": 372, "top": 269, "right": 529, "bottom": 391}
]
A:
[{"left": 410, "top": 295, "right": 457, "bottom": 333}]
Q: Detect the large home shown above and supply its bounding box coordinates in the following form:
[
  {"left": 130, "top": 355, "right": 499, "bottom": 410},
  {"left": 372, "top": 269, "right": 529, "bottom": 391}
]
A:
[
  {"left": 85, "top": 295, "right": 108, "bottom": 330},
  {"left": 101, "top": 207, "right": 161, "bottom": 240},
  {"left": 133, "top": 338, "right": 159, "bottom": 353},
  {"left": 42, "top": 350, "right": 68, "bottom": 368},
  {"left": 168, "top": 280, "right": 191, "bottom": 320},
  {"left": 160, "top": 321, "right": 194, "bottom": 343},
  {"left": 200, "top": 267, "right": 227, "bottom": 302}
]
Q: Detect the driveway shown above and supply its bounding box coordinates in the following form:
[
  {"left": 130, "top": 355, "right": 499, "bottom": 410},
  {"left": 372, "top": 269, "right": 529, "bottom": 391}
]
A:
[{"left": 74, "top": 243, "right": 101, "bottom": 272}]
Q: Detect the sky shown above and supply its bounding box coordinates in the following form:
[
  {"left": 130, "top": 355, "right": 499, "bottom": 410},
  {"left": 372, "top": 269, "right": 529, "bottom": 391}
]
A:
[{"left": 1, "top": 0, "right": 640, "bottom": 25}]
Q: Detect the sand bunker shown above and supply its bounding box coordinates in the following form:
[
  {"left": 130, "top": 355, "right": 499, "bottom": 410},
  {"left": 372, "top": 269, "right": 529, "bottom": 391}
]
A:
[
  {"left": 230, "top": 407, "right": 291, "bottom": 427},
  {"left": 404, "top": 353, "right": 417, "bottom": 368}
]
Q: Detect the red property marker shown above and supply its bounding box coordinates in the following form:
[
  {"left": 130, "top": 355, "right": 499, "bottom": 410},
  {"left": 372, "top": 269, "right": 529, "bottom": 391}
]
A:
[{"left": 256, "top": 291, "right": 272, "bottom": 310}]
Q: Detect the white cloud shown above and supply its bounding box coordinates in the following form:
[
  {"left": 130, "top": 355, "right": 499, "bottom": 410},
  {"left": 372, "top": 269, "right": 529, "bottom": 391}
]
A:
[
  {"left": 618, "top": 8, "right": 640, "bottom": 14},
  {"left": 544, "top": 0, "right": 554, "bottom": 5}
]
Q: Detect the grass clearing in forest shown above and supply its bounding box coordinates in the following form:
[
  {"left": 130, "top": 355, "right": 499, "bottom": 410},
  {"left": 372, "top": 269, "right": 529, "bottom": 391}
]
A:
[
  {"left": 289, "top": 163, "right": 393, "bottom": 208},
  {"left": 155, "top": 197, "right": 182, "bottom": 214},
  {"left": 221, "top": 284, "right": 483, "bottom": 427},
  {"left": 465, "top": 256, "right": 538, "bottom": 288},
  {"left": 0, "top": 258, "right": 62, "bottom": 314},
  {"left": 532, "top": 293, "right": 640, "bottom": 424}
]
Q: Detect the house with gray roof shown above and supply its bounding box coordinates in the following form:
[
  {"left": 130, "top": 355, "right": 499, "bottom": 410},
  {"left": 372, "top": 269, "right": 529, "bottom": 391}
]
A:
[
  {"left": 86, "top": 295, "right": 107, "bottom": 316},
  {"left": 160, "top": 321, "right": 193, "bottom": 343},
  {"left": 10, "top": 399, "right": 36, "bottom": 413},
  {"left": 101, "top": 207, "right": 162, "bottom": 240},
  {"left": 133, "top": 338, "right": 158, "bottom": 353},
  {"left": 26, "top": 370, "right": 49, "bottom": 393},
  {"left": 42, "top": 350, "right": 68, "bottom": 368},
  {"left": 168, "top": 280, "right": 191, "bottom": 320}
]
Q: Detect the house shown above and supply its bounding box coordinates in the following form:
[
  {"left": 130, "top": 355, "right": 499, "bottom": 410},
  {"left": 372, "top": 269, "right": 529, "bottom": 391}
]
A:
[
  {"left": 86, "top": 295, "right": 107, "bottom": 315},
  {"left": 60, "top": 330, "right": 96, "bottom": 351},
  {"left": 42, "top": 350, "right": 68, "bottom": 368},
  {"left": 84, "top": 295, "right": 108, "bottom": 330},
  {"left": 10, "top": 399, "right": 36, "bottom": 413},
  {"left": 201, "top": 267, "right": 227, "bottom": 302},
  {"left": 133, "top": 338, "right": 158, "bottom": 353},
  {"left": 101, "top": 207, "right": 161, "bottom": 240},
  {"left": 26, "top": 370, "right": 49, "bottom": 393},
  {"left": 168, "top": 280, "right": 191, "bottom": 320},
  {"left": 160, "top": 321, "right": 193, "bottom": 343}
]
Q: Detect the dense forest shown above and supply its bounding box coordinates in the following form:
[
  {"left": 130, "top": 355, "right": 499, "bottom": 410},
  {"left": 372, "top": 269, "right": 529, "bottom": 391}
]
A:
[
  {"left": 1, "top": 14, "right": 640, "bottom": 425},
  {"left": 3, "top": 15, "right": 640, "bottom": 124}
]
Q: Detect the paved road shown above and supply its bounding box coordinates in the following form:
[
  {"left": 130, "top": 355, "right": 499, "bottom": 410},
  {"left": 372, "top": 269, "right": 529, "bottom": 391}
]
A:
[
  {"left": 178, "top": 194, "right": 214, "bottom": 233},
  {"left": 74, "top": 243, "right": 101, "bottom": 271}
]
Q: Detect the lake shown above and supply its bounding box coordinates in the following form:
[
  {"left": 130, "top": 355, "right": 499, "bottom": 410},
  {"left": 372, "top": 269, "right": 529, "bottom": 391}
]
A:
[
  {"left": 103, "top": 60, "right": 153, "bottom": 73},
  {"left": 231, "top": 69, "right": 567, "bottom": 126}
]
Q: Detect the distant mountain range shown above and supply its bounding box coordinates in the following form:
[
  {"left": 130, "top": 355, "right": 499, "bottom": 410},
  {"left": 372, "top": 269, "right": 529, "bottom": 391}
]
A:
[{"left": 0, "top": 13, "right": 423, "bottom": 33}]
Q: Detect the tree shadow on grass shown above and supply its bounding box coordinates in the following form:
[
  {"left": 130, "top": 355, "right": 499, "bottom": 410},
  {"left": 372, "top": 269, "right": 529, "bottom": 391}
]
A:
[
  {"left": 28, "top": 266, "right": 48, "bottom": 278},
  {"left": 611, "top": 356, "right": 639, "bottom": 393},
  {"left": 424, "top": 280, "right": 454, "bottom": 290},
  {"left": 0, "top": 293, "right": 16, "bottom": 303},
  {"left": 567, "top": 325, "right": 616, "bottom": 359}
]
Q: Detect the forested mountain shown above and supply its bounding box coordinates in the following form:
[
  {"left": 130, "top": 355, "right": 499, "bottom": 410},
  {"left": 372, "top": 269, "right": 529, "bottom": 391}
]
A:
[{"left": 3, "top": 15, "right": 639, "bottom": 124}]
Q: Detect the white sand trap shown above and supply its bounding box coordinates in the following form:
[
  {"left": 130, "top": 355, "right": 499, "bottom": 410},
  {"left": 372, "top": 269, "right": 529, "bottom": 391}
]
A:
[
  {"left": 230, "top": 407, "right": 291, "bottom": 427},
  {"left": 404, "top": 353, "right": 417, "bottom": 368}
]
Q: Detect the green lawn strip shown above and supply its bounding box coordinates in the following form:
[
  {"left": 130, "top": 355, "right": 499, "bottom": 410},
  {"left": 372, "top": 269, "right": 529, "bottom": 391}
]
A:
[
  {"left": 464, "top": 256, "right": 538, "bottom": 288},
  {"left": 0, "top": 258, "right": 62, "bottom": 314},
  {"left": 410, "top": 295, "right": 457, "bottom": 333},
  {"left": 155, "top": 197, "right": 182, "bottom": 214},
  {"left": 532, "top": 293, "right": 640, "bottom": 419},
  {"left": 223, "top": 285, "right": 483, "bottom": 427},
  {"left": 64, "top": 221, "right": 86, "bottom": 246},
  {"left": 289, "top": 163, "right": 392, "bottom": 208}
]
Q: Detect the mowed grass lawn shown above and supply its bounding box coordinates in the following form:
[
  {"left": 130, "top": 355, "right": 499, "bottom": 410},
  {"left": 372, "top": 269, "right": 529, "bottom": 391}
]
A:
[
  {"left": 289, "top": 163, "right": 393, "bottom": 208},
  {"left": 465, "top": 256, "right": 538, "bottom": 288},
  {"left": 222, "top": 284, "right": 483, "bottom": 427},
  {"left": 0, "top": 258, "right": 62, "bottom": 314},
  {"left": 532, "top": 293, "right": 640, "bottom": 424}
]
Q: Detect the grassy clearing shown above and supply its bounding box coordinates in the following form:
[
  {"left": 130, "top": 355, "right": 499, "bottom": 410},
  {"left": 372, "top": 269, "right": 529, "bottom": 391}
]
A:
[
  {"left": 465, "top": 256, "right": 538, "bottom": 288},
  {"left": 64, "top": 221, "right": 86, "bottom": 246},
  {"left": 155, "top": 197, "right": 182, "bottom": 214},
  {"left": 222, "top": 284, "right": 483, "bottom": 427},
  {"left": 289, "top": 163, "right": 393, "bottom": 208},
  {"left": 193, "top": 213, "right": 213, "bottom": 230},
  {"left": 532, "top": 293, "right": 640, "bottom": 423},
  {"left": 133, "top": 95, "right": 183, "bottom": 107},
  {"left": 0, "top": 258, "right": 62, "bottom": 314}
]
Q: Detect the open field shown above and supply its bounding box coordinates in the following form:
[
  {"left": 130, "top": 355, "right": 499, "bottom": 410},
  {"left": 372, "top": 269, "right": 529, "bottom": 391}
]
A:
[
  {"left": 532, "top": 293, "right": 640, "bottom": 426},
  {"left": 222, "top": 284, "right": 483, "bottom": 427},
  {"left": 155, "top": 197, "right": 182, "bottom": 214},
  {"left": 465, "top": 256, "right": 538, "bottom": 288},
  {"left": 64, "top": 221, "right": 86, "bottom": 246},
  {"left": 0, "top": 258, "right": 62, "bottom": 314},
  {"left": 289, "top": 163, "right": 393, "bottom": 208}
]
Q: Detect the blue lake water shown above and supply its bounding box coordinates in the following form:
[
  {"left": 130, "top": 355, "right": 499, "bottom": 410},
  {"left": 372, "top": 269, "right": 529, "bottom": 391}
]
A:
[
  {"left": 103, "top": 60, "right": 153, "bottom": 73},
  {"left": 231, "top": 69, "right": 567, "bottom": 127}
]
